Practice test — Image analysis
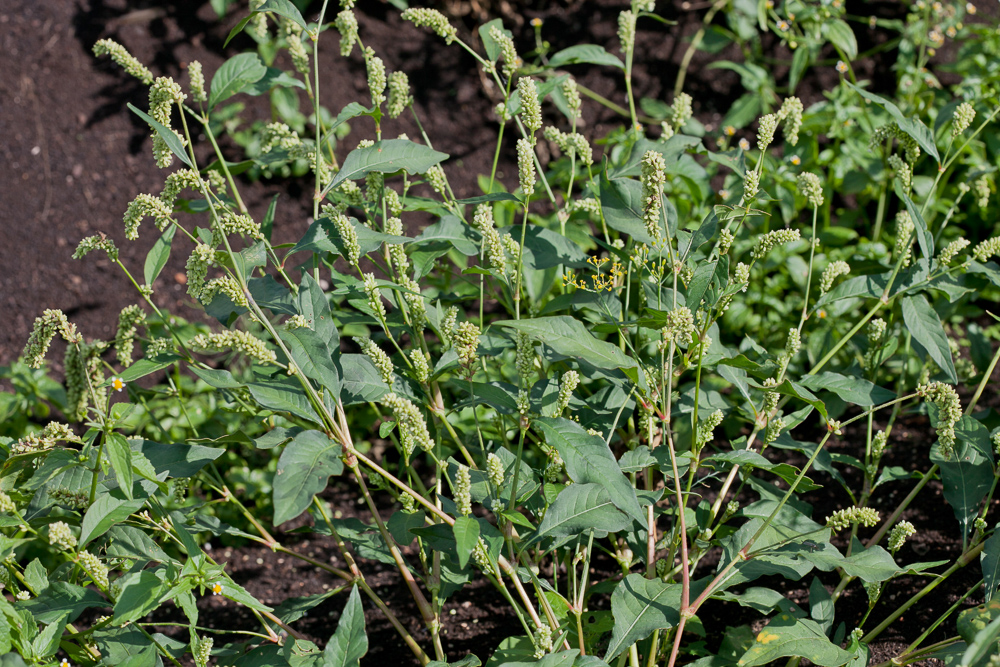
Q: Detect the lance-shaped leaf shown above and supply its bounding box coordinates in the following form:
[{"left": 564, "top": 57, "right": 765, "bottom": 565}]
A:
[
  {"left": 535, "top": 418, "right": 645, "bottom": 524},
  {"left": 324, "top": 139, "right": 448, "bottom": 193},
  {"left": 534, "top": 483, "right": 631, "bottom": 540},
  {"left": 548, "top": 44, "right": 624, "bottom": 69},
  {"left": 273, "top": 430, "right": 343, "bottom": 525},
  {"left": 847, "top": 82, "right": 940, "bottom": 163},
  {"left": 982, "top": 526, "right": 1000, "bottom": 602},
  {"left": 494, "top": 317, "right": 638, "bottom": 377},
  {"left": 209, "top": 53, "right": 267, "bottom": 109},
  {"left": 324, "top": 585, "right": 368, "bottom": 667},
  {"left": 797, "top": 372, "right": 895, "bottom": 407},
  {"left": 126, "top": 103, "right": 192, "bottom": 168},
  {"left": 902, "top": 294, "right": 957, "bottom": 383},
  {"left": 277, "top": 325, "right": 341, "bottom": 396},
  {"left": 604, "top": 574, "right": 683, "bottom": 660},
  {"left": 737, "top": 613, "right": 855, "bottom": 666}
]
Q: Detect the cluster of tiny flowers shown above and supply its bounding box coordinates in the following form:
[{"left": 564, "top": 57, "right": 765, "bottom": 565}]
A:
[
  {"left": 184, "top": 244, "right": 216, "bottom": 303},
  {"left": 518, "top": 77, "right": 542, "bottom": 133},
  {"left": 385, "top": 217, "right": 409, "bottom": 273},
  {"left": 888, "top": 520, "right": 916, "bottom": 553},
  {"left": 515, "top": 331, "right": 534, "bottom": 382},
  {"left": 662, "top": 306, "right": 695, "bottom": 346},
  {"left": 284, "top": 314, "right": 310, "bottom": 330},
  {"left": 78, "top": 551, "right": 109, "bottom": 590},
  {"left": 797, "top": 172, "right": 824, "bottom": 208},
  {"left": 820, "top": 261, "right": 850, "bottom": 294},
  {"left": 382, "top": 393, "right": 433, "bottom": 457},
  {"left": 195, "top": 637, "right": 214, "bottom": 667},
  {"left": 202, "top": 275, "right": 248, "bottom": 309},
  {"left": 952, "top": 102, "right": 975, "bottom": 136},
  {"left": 743, "top": 170, "right": 760, "bottom": 201},
  {"left": 562, "top": 78, "right": 582, "bottom": 118},
  {"left": 757, "top": 114, "right": 778, "bottom": 151},
  {"left": 49, "top": 521, "right": 78, "bottom": 551},
  {"left": 401, "top": 8, "right": 457, "bottom": 44},
  {"left": 335, "top": 9, "right": 359, "bottom": 55},
  {"left": 387, "top": 71, "right": 412, "bottom": 118},
  {"left": 409, "top": 349, "right": 430, "bottom": 384},
  {"left": 364, "top": 273, "right": 388, "bottom": 325},
  {"left": 123, "top": 194, "right": 173, "bottom": 240},
  {"left": 364, "top": 47, "right": 387, "bottom": 107},
  {"left": 938, "top": 238, "right": 970, "bottom": 266},
  {"left": 324, "top": 212, "right": 359, "bottom": 267},
  {"left": 260, "top": 122, "right": 303, "bottom": 154},
  {"left": 400, "top": 274, "right": 427, "bottom": 333},
  {"left": 12, "top": 422, "right": 80, "bottom": 455},
  {"left": 187, "top": 60, "right": 206, "bottom": 102},
  {"left": 994, "top": 430, "right": 1000, "bottom": 456},
  {"left": 718, "top": 228, "right": 735, "bottom": 254},
  {"left": 784, "top": 327, "right": 801, "bottom": 357},
  {"left": 455, "top": 465, "right": 472, "bottom": 516},
  {"left": 533, "top": 623, "right": 554, "bottom": 659},
  {"left": 424, "top": 165, "right": 447, "bottom": 196},
  {"left": 0, "top": 491, "right": 16, "bottom": 513},
  {"left": 975, "top": 174, "right": 991, "bottom": 208},
  {"left": 670, "top": 93, "right": 693, "bottom": 130},
  {"left": 894, "top": 211, "right": 915, "bottom": 268},
  {"left": 696, "top": 410, "right": 724, "bottom": 448},
  {"left": 216, "top": 210, "right": 264, "bottom": 244},
  {"left": 777, "top": 97, "right": 804, "bottom": 145},
  {"left": 517, "top": 138, "right": 536, "bottom": 197},
  {"left": 869, "top": 123, "right": 921, "bottom": 164},
  {"left": 441, "top": 307, "right": 459, "bottom": 348},
  {"left": 114, "top": 304, "right": 146, "bottom": 367},
  {"left": 973, "top": 237, "right": 1000, "bottom": 263},
  {"left": 734, "top": 262, "right": 750, "bottom": 291},
  {"left": 148, "top": 77, "right": 187, "bottom": 168},
  {"left": 763, "top": 415, "right": 784, "bottom": 446},
  {"left": 190, "top": 331, "right": 277, "bottom": 365},
  {"left": 73, "top": 234, "right": 120, "bottom": 262},
  {"left": 454, "top": 321, "right": 481, "bottom": 368},
  {"left": 489, "top": 26, "right": 520, "bottom": 78},
  {"left": 161, "top": 169, "right": 204, "bottom": 211},
  {"left": 617, "top": 10, "right": 636, "bottom": 53},
  {"left": 487, "top": 452, "right": 505, "bottom": 487},
  {"left": 542, "top": 127, "right": 593, "bottom": 165},
  {"left": 23, "top": 309, "right": 82, "bottom": 368},
  {"left": 93, "top": 39, "right": 153, "bottom": 83},
  {"left": 284, "top": 21, "right": 310, "bottom": 75},
  {"left": 751, "top": 229, "right": 800, "bottom": 260},
  {"left": 888, "top": 154, "right": 911, "bottom": 193},
  {"left": 472, "top": 538, "right": 492, "bottom": 571},
  {"left": 67, "top": 340, "right": 109, "bottom": 421},
  {"left": 356, "top": 337, "right": 394, "bottom": 385},
  {"left": 826, "top": 506, "right": 880, "bottom": 531},
  {"left": 917, "top": 382, "right": 961, "bottom": 456},
  {"left": 762, "top": 377, "right": 780, "bottom": 413},
  {"left": 640, "top": 151, "right": 666, "bottom": 240},
  {"left": 871, "top": 429, "right": 889, "bottom": 461},
  {"left": 554, "top": 370, "right": 580, "bottom": 416}
]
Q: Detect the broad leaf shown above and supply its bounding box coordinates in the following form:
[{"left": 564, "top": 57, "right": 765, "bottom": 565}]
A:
[
  {"left": 273, "top": 430, "right": 343, "bottom": 525},
  {"left": 135, "top": 440, "right": 224, "bottom": 478},
  {"left": 901, "top": 191, "right": 935, "bottom": 263},
  {"left": 116, "top": 354, "right": 180, "bottom": 383},
  {"left": 126, "top": 104, "right": 192, "bottom": 167},
  {"left": 548, "top": 44, "right": 624, "bottom": 69},
  {"left": 144, "top": 224, "right": 176, "bottom": 286},
  {"left": 494, "top": 317, "right": 638, "bottom": 376},
  {"left": 324, "top": 585, "right": 368, "bottom": 667},
  {"left": 80, "top": 486, "right": 149, "bottom": 548},
  {"left": 534, "top": 483, "right": 631, "bottom": 539},
  {"left": 821, "top": 19, "right": 858, "bottom": 60},
  {"left": 902, "top": 294, "right": 957, "bottom": 383},
  {"left": 209, "top": 53, "right": 267, "bottom": 108},
  {"left": 797, "top": 372, "right": 895, "bottom": 407},
  {"left": 535, "top": 418, "right": 645, "bottom": 524},
  {"left": 737, "top": 613, "right": 855, "bottom": 666},
  {"left": 604, "top": 574, "right": 682, "bottom": 660},
  {"left": 247, "top": 380, "right": 323, "bottom": 424},
  {"left": 106, "top": 433, "right": 135, "bottom": 499},
  {"left": 20, "top": 581, "right": 105, "bottom": 624},
  {"left": 599, "top": 172, "right": 654, "bottom": 243},
  {"left": 847, "top": 83, "right": 939, "bottom": 162},
  {"left": 340, "top": 354, "right": 390, "bottom": 406},
  {"left": 452, "top": 516, "right": 480, "bottom": 569},
  {"left": 983, "top": 526, "right": 1000, "bottom": 602},
  {"left": 113, "top": 570, "right": 169, "bottom": 624},
  {"left": 277, "top": 325, "right": 341, "bottom": 395},
  {"left": 325, "top": 139, "right": 448, "bottom": 192}
]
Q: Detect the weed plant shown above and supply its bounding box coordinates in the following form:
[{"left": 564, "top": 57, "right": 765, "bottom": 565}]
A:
[{"left": 4, "top": 0, "right": 1000, "bottom": 665}]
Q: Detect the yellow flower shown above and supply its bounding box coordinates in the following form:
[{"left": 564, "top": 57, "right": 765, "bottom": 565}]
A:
[
  {"left": 212, "top": 582, "right": 223, "bottom": 596},
  {"left": 724, "top": 125, "right": 736, "bottom": 136},
  {"left": 61, "top": 661, "right": 71, "bottom": 667},
  {"left": 967, "top": 2, "right": 976, "bottom": 13},
  {"left": 836, "top": 60, "right": 849, "bottom": 73},
  {"left": 719, "top": 189, "right": 730, "bottom": 199},
  {"left": 790, "top": 155, "right": 801, "bottom": 165},
  {"left": 111, "top": 377, "right": 125, "bottom": 393},
  {"left": 739, "top": 138, "right": 750, "bottom": 151},
  {"left": 778, "top": 20, "right": 790, "bottom": 31},
  {"left": 531, "top": 17, "right": 543, "bottom": 26},
  {"left": 818, "top": 309, "right": 827, "bottom": 319}
]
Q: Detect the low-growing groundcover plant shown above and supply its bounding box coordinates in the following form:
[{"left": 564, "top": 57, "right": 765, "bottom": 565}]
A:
[{"left": 5, "top": 0, "right": 1000, "bottom": 665}]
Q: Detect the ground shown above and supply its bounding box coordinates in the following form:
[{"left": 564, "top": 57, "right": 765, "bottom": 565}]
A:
[{"left": 1, "top": 0, "right": 996, "bottom": 664}]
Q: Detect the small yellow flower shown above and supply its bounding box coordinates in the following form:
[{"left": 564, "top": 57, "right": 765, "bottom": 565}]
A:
[
  {"left": 719, "top": 189, "right": 730, "bottom": 199},
  {"left": 60, "top": 660, "right": 70, "bottom": 667},
  {"left": 724, "top": 125, "right": 736, "bottom": 136},
  {"left": 634, "top": 122, "right": 643, "bottom": 133},
  {"left": 946, "top": 26, "right": 956, "bottom": 37},
  {"left": 836, "top": 60, "right": 849, "bottom": 73},
  {"left": 832, "top": 0, "right": 842, "bottom": 7},
  {"left": 818, "top": 309, "right": 827, "bottom": 319},
  {"left": 531, "top": 17, "right": 543, "bottom": 27},
  {"left": 966, "top": 2, "right": 976, "bottom": 14},
  {"left": 766, "top": 0, "right": 774, "bottom": 7},
  {"left": 778, "top": 20, "right": 790, "bottom": 31},
  {"left": 932, "top": 1, "right": 942, "bottom": 11},
  {"left": 739, "top": 138, "right": 750, "bottom": 151},
  {"left": 212, "top": 582, "right": 223, "bottom": 595},
  {"left": 111, "top": 377, "right": 125, "bottom": 393},
  {"left": 790, "top": 155, "right": 801, "bottom": 165},
  {"left": 869, "top": 15, "right": 877, "bottom": 27}
]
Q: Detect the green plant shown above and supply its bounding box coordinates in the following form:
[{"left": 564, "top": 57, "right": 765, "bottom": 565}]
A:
[{"left": 5, "top": 0, "right": 1000, "bottom": 665}]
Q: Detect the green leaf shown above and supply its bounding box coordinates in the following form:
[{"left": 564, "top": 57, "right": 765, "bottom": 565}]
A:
[
  {"left": 20, "top": 582, "right": 105, "bottom": 624},
  {"left": 797, "top": 372, "right": 895, "bottom": 407},
  {"left": 113, "top": 570, "right": 169, "bottom": 624},
  {"left": 274, "top": 588, "right": 342, "bottom": 624},
  {"left": 273, "top": 430, "right": 343, "bottom": 525},
  {"left": 494, "top": 317, "right": 638, "bottom": 376},
  {"left": 297, "top": 273, "right": 338, "bottom": 345},
  {"left": 144, "top": 224, "right": 176, "bottom": 286},
  {"left": 117, "top": 354, "right": 180, "bottom": 383},
  {"left": 933, "top": 416, "right": 994, "bottom": 539},
  {"left": 340, "top": 354, "right": 390, "bottom": 406},
  {"left": 900, "top": 191, "right": 935, "bottom": 262},
  {"left": 189, "top": 365, "right": 242, "bottom": 389},
  {"left": 599, "top": 172, "right": 654, "bottom": 243},
  {"left": 209, "top": 53, "right": 268, "bottom": 108},
  {"left": 105, "top": 525, "right": 170, "bottom": 564},
  {"left": 244, "top": 67, "right": 307, "bottom": 96},
  {"left": 277, "top": 325, "right": 341, "bottom": 396},
  {"left": 788, "top": 44, "right": 809, "bottom": 93},
  {"left": 821, "top": 19, "right": 858, "bottom": 60},
  {"left": 749, "top": 378, "right": 828, "bottom": 420},
  {"left": 134, "top": 440, "right": 224, "bottom": 478},
  {"left": 902, "top": 294, "right": 957, "bottom": 383},
  {"left": 452, "top": 516, "right": 480, "bottom": 569},
  {"left": 737, "top": 612, "right": 855, "bottom": 666},
  {"left": 248, "top": 380, "right": 323, "bottom": 424},
  {"left": 534, "top": 483, "right": 631, "bottom": 540},
  {"left": 798, "top": 545, "right": 906, "bottom": 583},
  {"left": 535, "top": 418, "right": 645, "bottom": 524},
  {"left": 80, "top": 486, "right": 149, "bottom": 548},
  {"left": 126, "top": 103, "right": 192, "bottom": 168},
  {"left": 324, "top": 585, "right": 368, "bottom": 667},
  {"left": 257, "top": 0, "right": 307, "bottom": 29},
  {"left": 548, "top": 44, "right": 624, "bottom": 69},
  {"left": 224, "top": 14, "right": 255, "bottom": 47},
  {"left": 983, "top": 526, "right": 1000, "bottom": 602},
  {"left": 106, "top": 433, "right": 135, "bottom": 500},
  {"left": 604, "top": 574, "right": 683, "bottom": 660},
  {"left": 846, "top": 82, "right": 940, "bottom": 163},
  {"left": 454, "top": 192, "right": 522, "bottom": 206},
  {"left": 325, "top": 139, "right": 448, "bottom": 193}
]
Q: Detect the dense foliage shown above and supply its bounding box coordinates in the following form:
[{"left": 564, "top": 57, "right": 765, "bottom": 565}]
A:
[{"left": 4, "top": 0, "right": 1000, "bottom": 665}]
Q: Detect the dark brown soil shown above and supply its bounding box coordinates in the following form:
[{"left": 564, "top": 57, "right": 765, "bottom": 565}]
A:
[{"left": 3, "top": 0, "right": 997, "bottom": 665}]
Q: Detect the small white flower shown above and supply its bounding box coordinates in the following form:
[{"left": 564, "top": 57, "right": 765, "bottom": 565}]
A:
[
  {"left": 111, "top": 377, "right": 125, "bottom": 393},
  {"left": 738, "top": 138, "right": 750, "bottom": 151}
]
